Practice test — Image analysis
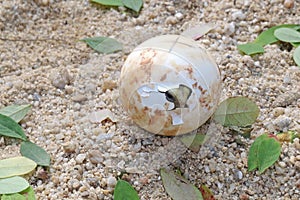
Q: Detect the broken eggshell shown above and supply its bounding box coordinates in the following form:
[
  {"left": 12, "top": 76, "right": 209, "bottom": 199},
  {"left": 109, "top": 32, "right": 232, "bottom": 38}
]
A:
[{"left": 119, "top": 35, "right": 221, "bottom": 136}]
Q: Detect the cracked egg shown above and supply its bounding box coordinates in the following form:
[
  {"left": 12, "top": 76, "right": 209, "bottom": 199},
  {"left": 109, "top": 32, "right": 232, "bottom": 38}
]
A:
[{"left": 119, "top": 35, "right": 221, "bottom": 136}]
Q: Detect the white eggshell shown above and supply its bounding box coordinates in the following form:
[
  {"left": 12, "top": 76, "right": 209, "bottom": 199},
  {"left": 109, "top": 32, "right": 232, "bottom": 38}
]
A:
[{"left": 119, "top": 35, "right": 221, "bottom": 136}]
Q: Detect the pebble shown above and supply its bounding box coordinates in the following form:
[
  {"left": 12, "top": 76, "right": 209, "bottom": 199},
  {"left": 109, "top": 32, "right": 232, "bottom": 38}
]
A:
[
  {"left": 175, "top": 12, "right": 183, "bottom": 20},
  {"left": 50, "top": 69, "right": 72, "bottom": 89},
  {"left": 72, "top": 94, "right": 88, "bottom": 103},
  {"left": 107, "top": 176, "right": 117, "bottom": 187},
  {"left": 75, "top": 153, "right": 86, "bottom": 164},
  {"left": 224, "top": 22, "right": 235, "bottom": 35},
  {"left": 278, "top": 161, "right": 287, "bottom": 168},
  {"left": 283, "top": 0, "right": 294, "bottom": 8},
  {"left": 72, "top": 179, "right": 81, "bottom": 190},
  {"left": 88, "top": 150, "right": 103, "bottom": 164},
  {"left": 102, "top": 79, "right": 117, "bottom": 92},
  {"left": 273, "top": 107, "right": 285, "bottom": 117},
  {"left": 232, "top": 10, "right": 246, "bottom": 20},
  {"left": 273, "top": 116, "right": 291, "bottom": 131},
  {"left": 165, "top": 16, "right": 178, "bottom": 25},
  {"left": 295, "top": 161, "right": 300, "bottom": 170},
  {"left": 62, "top": 142, "right": 77, "bottom": 153}
]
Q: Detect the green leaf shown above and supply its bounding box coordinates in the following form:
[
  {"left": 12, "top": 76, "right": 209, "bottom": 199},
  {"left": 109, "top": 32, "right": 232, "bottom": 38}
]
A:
[
  {"left": 293, "top": 45, "right": 300, "bottom": 66},
  {"left": 91, "top": 0, "right": 124, "bottom": 6},
  {"left": 213, "top": 97, "right": 260, "bottom": 127},
  {"left": 0, "top": 156, "right": 37, "bottom": 179},
  {"left": 274, "top": 28, "right": 300, "bottom": 43},
  {"left": 0, "top": 105, "right": 31, "bottom": 123},
  {"left": 160, "top": 169, "right": 203, "bottom": 200},
  {"left": 81, "top": 37, "right": 122, "bottom": 54},
  {"left": 113, "top": 180, "right": 139, "bottom": 200},
  {"left": 248, "top": 134, "right": 281, "bottom": 173},
  {"left": 1, "top": 193, "right": 26, "bottom": 200},
  {"left": 248, "top": 134, "right": 268, "bottom": 172},
  {"left": 20, "top": 141, "right": 50, "bottom": 167},
  {"left": 254, "top": 24, "right": 300, "bottom": 46},
  {"left": 0, "top": 176, "right": 29, "bottom": 194},
  {"left": 122, "top": 0, "right": 143, "bottom": 12},
  {"left": 180, "top": 133, "right": 206, "bottom": 152},
  {"left": 199, "top": 185, "right": 215, "bottom": 200},
  {"left": 237, "top": 42, "right": 264, "bottom": 55},
  {"left": 291, "top": 42, "right": 300, "bottom": 47},
  {"left": 0, "top": 114, "right": 27, "bottom": 141},
  {"left": 20, "top": 186, "right": 36, "bottom": 200}
]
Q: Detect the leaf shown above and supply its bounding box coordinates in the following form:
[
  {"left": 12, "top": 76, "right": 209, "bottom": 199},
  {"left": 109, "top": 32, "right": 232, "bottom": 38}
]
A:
[
  {"left": 254, "top": 24, "right": 300, "bottom": 46},
  {"left": 213, "top": 97, "right": 260, "bottom": 127},
  {"left": 0, "top": 114, "right": 27, "bottom": 141},
  {"left": 91, "top": 0, "right": 124, "bottom": 6},
  {"left": 113, "top": 180, "right": 139, "bottom": 200},
  {"left": 0, "top": 176, "right": 29, "bottom": 194},
  {"left": 199, "top": 185, "right": 215, "bottom": 200},
  {"left": 293, "top": 45, "right": 300, "bottom": 66},
  {"left": 180, "top": 133, "right": 206, "bottom": 152},
  {"left": 20, "top": 141, "right": 50, "bottom": 167},
  {"left": 122, "top": 0, "right": 143, "bottom": 12},
  {"left": 274, "top": 28, "right": 300, "bottom": 43},
  {"left": 1, "top": 193, "right": 26, "bottom": 200},
  {"left": 0, "top": 105, "right": 31, "bottom": 123},
  {"left": 237, "top": 43, "right": 264, "bottom": 55},
  {"left": 0, "top": 156, "right": 37, "bottom": 179},
  {"left": 291, "top": 42, "right": 300, "bottom": 47},
  {"left": 20, "top": 186, "right": 36, "bottom": 200},
  {"left": 160, "top": 169, "right": 203, "bottom": 200},
  {"left": 248, "top": 134, "right": 281, "bottom": 173},
  {"left": 81, "top": 37, "right": 122, "bottom": 54}
]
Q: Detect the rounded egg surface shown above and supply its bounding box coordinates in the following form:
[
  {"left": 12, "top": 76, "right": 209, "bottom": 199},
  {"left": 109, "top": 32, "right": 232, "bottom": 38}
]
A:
[{"left": 119, "top": 35, "right": 221, "bottom": 136}]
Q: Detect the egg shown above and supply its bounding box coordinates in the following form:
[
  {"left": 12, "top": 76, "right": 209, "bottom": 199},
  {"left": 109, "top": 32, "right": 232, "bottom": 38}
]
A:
[{"left": 119, "top": 34, "right": 221, "bottom": 136}]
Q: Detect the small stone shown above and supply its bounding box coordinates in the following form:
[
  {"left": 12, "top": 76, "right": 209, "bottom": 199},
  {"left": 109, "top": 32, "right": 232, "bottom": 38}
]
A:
[
  {"left": 278, "top": 161, "right": 287, "bottom": 168},
  {"left": 72, "top": 179, "right": 81, "bottom": 189},
  {"left": 75, "top": 153, "right": 86, "bottom": 164},
  {"left": 107, "top": 176, "right": 117, "bottom": 187},
  {"left": 240, "top": 193, "right": 249, "bottom": 200},
  {"left": 175, "top": 12, "right": 183, "bottom": 20},
  {"left": 89, "top": 150, "right": 103, "bottom": 164},
  {"left": 273, "top": 116, "right": 291, "bottom": 131},
  {"left": 165, "top": 16, "right": 178, "bottom": 25},
  {"left": 293, "top": 138, "right": 300, "bottom": 150},
  {"left": 232, "top": 10, "right": 246, "bottom": 20},
  {"left": 283, "top": 0, "right": 294, "bottom": 8},
  {"left": 51, "top": 69, "right": 72, "bottom": 89},
  {"left": 273, "top": 107, "right": 285, "bottom": 117},
  {"left": 224, "top": 22, "right": 235, "bottom": 35},
  {"left": 283, "top": 74, "right": 291, "bottom": 84},
  {"left": 65, "top": 85, "right": 74, "bottom": 94},
  {"left": 72, "top": 94, "right": 88, "bottom": 103},
  {"left": 290, "top": 156, "right": 296, "bottom": 164},
  {"left": 233, "top": 169, "right": 243, "bottom": 180},
  {"left": 81, "top": 191, "right": 89, "bottom": 197},
  {"left": 295, "top": 161, "right": 300, "bottom": 170},
  {"left": 62, "top": 141, "right": 77, "bottom": 153},
  {"left": 102, "top": 79, "right": 117, "bottom": 92}
]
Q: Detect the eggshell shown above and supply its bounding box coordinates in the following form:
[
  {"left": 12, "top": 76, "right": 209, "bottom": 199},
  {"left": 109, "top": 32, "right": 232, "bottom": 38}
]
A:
[{"left": 119, "top": 35, "right": 221, "bottom": 136}]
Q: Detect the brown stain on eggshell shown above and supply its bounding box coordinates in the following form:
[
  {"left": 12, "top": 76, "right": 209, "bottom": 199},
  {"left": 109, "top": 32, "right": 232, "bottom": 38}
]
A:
[{"left": 160, "top": 73, "right": 167, "bottom": 81}]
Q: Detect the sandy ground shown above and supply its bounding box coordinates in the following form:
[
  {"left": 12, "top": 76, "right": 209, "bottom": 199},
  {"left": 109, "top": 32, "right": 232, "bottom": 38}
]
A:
[{"left": 0, "top": 0, "right": 300, "bottom": 199}]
